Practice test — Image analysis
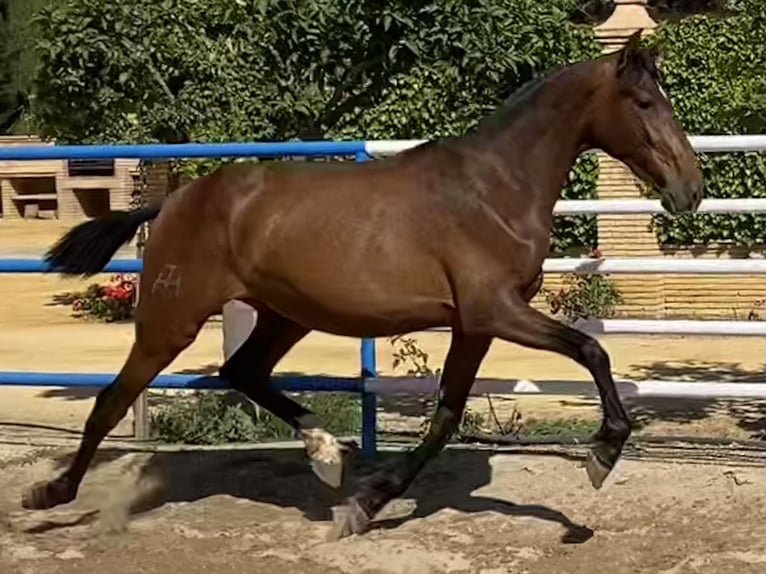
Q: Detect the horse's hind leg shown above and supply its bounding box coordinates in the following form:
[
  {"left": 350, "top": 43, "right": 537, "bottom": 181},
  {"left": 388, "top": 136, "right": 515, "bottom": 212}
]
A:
[
  {"left": 220, "top": 306, "right": 352, "bottom": 488},
  {"left": 21, "top": 298, "right": 211, "bottom": 510}
]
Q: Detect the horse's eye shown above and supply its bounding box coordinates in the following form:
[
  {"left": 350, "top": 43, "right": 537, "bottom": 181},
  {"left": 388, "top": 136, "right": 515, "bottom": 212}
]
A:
[{"left": 636, "top": 98, "right": 653, "bottom": 110}]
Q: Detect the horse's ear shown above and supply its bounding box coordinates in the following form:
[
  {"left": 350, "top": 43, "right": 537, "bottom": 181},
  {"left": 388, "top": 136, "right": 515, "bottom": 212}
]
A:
[
  {"left": 617, "top": 30, "right": 643, "bottom": 76},
  {"left": 647, "top": 45, "right": 663, "bottom": 70}
]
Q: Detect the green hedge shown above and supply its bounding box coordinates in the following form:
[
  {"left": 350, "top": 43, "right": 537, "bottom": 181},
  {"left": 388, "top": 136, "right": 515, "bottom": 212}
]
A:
[{"left": 647, "top": 1, "right": 766, "bottom": 250}]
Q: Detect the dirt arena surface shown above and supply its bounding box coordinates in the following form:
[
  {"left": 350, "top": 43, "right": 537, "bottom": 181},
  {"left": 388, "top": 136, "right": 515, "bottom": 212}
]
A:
[
  {"left": 0, "top": 440, "right": 763, "bottom": 574},
  {"left": 0, "top": 220, "right": 764, "bottom": 572}
]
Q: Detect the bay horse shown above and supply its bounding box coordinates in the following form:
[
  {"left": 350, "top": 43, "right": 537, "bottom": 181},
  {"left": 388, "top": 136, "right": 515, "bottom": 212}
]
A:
[{"left": 23, "top": 32, "right": 703, "bottom": 539}]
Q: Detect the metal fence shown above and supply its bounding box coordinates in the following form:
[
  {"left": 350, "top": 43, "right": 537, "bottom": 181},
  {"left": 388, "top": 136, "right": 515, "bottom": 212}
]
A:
[{"left": 0, "top": 135, "right": 764, "bottom": 456}]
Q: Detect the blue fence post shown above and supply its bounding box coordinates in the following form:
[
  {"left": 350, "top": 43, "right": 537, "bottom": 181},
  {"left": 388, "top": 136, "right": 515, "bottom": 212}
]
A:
[{"left": 355, "top": 150, "right": 378, "bottom": 457}]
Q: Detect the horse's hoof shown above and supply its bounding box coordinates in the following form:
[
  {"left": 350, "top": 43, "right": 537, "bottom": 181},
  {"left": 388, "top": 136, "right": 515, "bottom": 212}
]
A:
[
  {"left": 310, "top": 456, "right": 344, "bottom": 489},
  {"left": 21, "top": 478, "right": 76, "bottom": 510},
  {"left": 302, "top": 428, "right": 347, "bottom": 489},
  {"left": 585, "top": 448, "right": 613, "bottom": 490},
  {"left": 328, "top": 498, "right": 371, "bottom": 541}
]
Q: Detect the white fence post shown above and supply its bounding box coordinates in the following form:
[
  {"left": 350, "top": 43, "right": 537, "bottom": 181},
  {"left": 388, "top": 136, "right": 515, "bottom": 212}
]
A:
[
  {"left": 222, "top": 300, "right": 258, "bottom": 360},
  {"left": 222, "top": 300, "right": 260, "bottom": 419}
]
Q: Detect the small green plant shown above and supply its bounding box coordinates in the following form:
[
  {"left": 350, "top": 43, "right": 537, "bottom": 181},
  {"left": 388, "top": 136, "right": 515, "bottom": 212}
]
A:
[
  {"left": 523, "top": 417, "right": 601, "bottom": 439},
  {"left": 149, "top": 390, "right": 360, "bottom": 445},
  {"left": 149, "top": 391, "right": 261, "bottom": 444},
  {"left": 388, "top": 334, "right": 441, "bottom": 378},
  {"left": 543, "top": 273, "right": 623, "bottom": 324},
  {"left": 542, "top": 249, "right": 623, "bottom": 324},
  {"left": 54, "top": 273, "right": 137, "bottom": 322},
  {"left": 388, "top": 334, "right": 523, "bottom": 441},
  {"left": 454, "top": 411, "right": 488, "bottom": 441}
]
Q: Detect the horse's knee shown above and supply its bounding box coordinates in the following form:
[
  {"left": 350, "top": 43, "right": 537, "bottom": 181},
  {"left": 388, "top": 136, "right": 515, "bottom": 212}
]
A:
[{"left": 580, "top": 338, "right": 611, "bottom": 373}]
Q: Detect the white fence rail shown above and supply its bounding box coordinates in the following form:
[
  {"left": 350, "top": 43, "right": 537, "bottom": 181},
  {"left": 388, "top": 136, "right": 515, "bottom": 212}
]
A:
[
  {"left": 429, "top": 319, "right": 766, "bottom": 337},
  {"left": 572, "top": 318, "right": 766, "bottom": 337},
  {"left": 365, "top": 134, "right": 766, "bottom": 157},
  {"left": 364, "top": 377, "right": 766, "bottom": 399},
  {"left": 553, "top": 198, "right": 766, "bottom": 214},
  {"left": 543, "top": 258, "right": 766, "bottom": 274}
]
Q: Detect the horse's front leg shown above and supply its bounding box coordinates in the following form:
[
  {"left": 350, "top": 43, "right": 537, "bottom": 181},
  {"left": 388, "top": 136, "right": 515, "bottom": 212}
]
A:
[
  {"left": 478, "top": 288, "right": 631, "bottom": 488},
  {"left": 330, "top": 333, "right": 492, "bottom": 539}
]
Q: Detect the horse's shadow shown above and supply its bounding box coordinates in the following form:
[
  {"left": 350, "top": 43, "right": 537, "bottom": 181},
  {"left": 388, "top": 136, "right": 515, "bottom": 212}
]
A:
[{"left": 49, "top": 445, "right": 593, "bottom": 544}]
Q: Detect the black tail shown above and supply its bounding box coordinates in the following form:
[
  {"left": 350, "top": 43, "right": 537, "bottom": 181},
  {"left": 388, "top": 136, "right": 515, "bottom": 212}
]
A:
[{"left": 44, "top": 206, "right": 162, "bottom": 276}]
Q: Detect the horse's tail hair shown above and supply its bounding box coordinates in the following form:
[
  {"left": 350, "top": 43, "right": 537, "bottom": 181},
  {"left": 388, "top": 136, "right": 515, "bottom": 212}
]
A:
[{"left": 44, "top": 205, "right": 162, "bottom": 276}]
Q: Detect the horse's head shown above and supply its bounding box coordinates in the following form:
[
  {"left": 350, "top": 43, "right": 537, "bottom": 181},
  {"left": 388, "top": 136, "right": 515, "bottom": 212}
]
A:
[{"left": 586, "top": 31, "right": 703, "bottom": 214}]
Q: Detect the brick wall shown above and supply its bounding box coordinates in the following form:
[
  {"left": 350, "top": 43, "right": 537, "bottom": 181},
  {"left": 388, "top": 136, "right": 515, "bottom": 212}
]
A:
[{"left": 0, "top": 136, "right": 139, "bottom": 220}]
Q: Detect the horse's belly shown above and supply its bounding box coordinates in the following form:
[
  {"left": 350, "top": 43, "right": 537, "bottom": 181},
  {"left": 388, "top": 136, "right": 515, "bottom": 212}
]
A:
[{"left": 244, "top": 269, "right": 454, "bottom": 338}]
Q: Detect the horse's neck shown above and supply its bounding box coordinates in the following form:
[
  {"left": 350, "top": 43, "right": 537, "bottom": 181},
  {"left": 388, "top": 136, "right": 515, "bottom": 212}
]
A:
[{"left": 462, "top": 67, "right": 595, "bottom": 219}]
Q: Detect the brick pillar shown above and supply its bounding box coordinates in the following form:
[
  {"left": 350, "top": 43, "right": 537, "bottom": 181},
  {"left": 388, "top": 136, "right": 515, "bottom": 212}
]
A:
[
  {"left": 594, "top": 1, "right": 664, "bottom": 318},
  {"left": 0, "top": 179, "right": 17, "bottom": 219}
]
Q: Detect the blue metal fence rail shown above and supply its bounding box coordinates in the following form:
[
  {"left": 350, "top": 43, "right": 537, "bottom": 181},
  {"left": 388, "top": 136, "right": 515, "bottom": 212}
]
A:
[
  {"left": 0, "top": 371, "right": 361, "bottom": 391},
  {"left": 0, "top": 141, "right": 368, "bottom": 160},
  {"left": 0, "top": 141, "right": 381, "bottom": 456}
]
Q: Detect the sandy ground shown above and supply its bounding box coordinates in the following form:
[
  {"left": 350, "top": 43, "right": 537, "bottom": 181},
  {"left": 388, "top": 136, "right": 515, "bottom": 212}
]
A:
[
  {"left": 0, "top": 440, "right": 763, "bottom": 574},
  {"left": 0, "top": 220, "right": 764, "bottom": 573}
]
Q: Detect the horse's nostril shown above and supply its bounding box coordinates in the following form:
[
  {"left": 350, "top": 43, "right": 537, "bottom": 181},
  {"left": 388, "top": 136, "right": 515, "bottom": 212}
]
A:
[{"left": 694, "top": 186, "right": 703, "bottom": 207}]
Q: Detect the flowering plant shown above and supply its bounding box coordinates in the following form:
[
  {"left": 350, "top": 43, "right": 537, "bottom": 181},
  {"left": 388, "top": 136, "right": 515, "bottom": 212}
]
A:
[{"left": 67, "top": 274, "right": 138, "bottom": 322}]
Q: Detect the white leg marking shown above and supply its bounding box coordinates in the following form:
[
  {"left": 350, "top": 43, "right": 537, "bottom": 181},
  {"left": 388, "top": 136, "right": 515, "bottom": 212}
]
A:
[{"left": 299, "top": 424, "right": 345, "bottom": 488}]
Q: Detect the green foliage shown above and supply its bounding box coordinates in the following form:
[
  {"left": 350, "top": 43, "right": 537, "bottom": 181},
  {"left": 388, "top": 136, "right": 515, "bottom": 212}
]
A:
[
  {"left": 150, "top": 390, "right": 360, "bottom": 445},
  {"left": 543, "top": 273, "right": 624, "bottom": 323},
  {"left": 30, "top": 0, "right": 600, "bottom": 251},
  {"left": 523, "top": 417, "right": 601, "bottom": 438},
  {"left": 150, "top": 391, "right": 263, "bottom": 445},
  {"left": 389, "top": 334, "right": 441, "bottom": 378},
  {"left": 0, "top": 0, "right": 61, "bottom": 132},
  {"left": 330, "top": 0, "right": 601, "bottom": 140},
  {"left": 30, "top": 0, "right": 428, "bottom": 143},
  {"left": 646, "top": 1, "right": 766, "bottom": 249}
]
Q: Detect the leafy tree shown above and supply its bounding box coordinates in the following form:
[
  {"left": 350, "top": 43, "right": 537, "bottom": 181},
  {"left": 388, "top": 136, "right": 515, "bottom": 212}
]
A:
[
  {"left": 0, "top": 0, "right": 58, "bottom": 133},
  {"left": 31, "top": 0, "right": 434, "bottom": 143},
  {"left": 30, "top": 0, "right": 599, "bottom": 143},
  {"left": 30, "top": 0, "right": 603, "bottom": 251}
]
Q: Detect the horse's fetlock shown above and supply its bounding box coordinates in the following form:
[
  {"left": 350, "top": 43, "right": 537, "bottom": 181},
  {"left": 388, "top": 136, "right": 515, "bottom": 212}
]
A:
[{"left": 599, "top": 416, "right": 631, "bottom": 443}]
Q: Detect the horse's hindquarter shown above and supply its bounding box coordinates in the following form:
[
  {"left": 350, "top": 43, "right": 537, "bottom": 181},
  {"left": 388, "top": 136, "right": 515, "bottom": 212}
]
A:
[
  {"left": 228, "top": 162, "right": 459, "bottom": 336},
  {"left": 134, "top": 169, "right": 253, "bottom": 337}
]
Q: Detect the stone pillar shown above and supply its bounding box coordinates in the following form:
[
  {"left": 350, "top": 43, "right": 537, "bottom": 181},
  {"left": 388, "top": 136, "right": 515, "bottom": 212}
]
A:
[{"left": 594, "top": 0, "right": 664, "bottom": 318}]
